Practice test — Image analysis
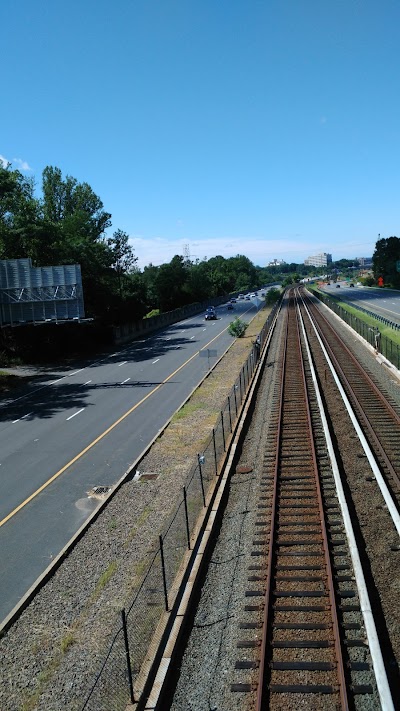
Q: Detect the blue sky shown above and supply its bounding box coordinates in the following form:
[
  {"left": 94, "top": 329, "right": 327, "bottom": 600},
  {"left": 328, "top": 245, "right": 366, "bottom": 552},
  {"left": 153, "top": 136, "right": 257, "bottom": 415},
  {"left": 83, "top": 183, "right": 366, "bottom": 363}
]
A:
[{"left": 1, "top": 0, "right": 399, "bottom": 269}]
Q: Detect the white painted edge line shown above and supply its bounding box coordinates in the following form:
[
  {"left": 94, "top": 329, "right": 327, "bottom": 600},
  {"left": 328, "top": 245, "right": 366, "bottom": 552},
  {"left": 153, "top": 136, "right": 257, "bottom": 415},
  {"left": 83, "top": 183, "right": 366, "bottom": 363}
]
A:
[
  {"left": 66, "top": 408, "right": 85, "bottom": 421},
  {"left": 69, "top": 369, "right": 84, "bottom": 376},
  {"left": 118, "top": 361, "right": 127, "bottom": 367},
  {"left": 121, "top": 378, "right": 130, "bottom": 385},
  {"left": 12, "top": 412, "right": 33, "bottom": 424},
  {"left": 299, "top": 302, "right": 395, "bottom": 711},
  {"left": 84, "top": 380, "right": 92, "bottom": 385},
  {"left": 152, "top": 359, "right": 160, "bottom": 364}
]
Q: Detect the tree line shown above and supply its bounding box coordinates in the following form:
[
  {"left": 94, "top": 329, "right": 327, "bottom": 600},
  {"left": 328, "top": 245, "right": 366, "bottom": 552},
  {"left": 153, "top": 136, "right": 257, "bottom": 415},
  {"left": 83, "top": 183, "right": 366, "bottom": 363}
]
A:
[{"left": 2, "top": 162, "right": 397, "bottom": 326}]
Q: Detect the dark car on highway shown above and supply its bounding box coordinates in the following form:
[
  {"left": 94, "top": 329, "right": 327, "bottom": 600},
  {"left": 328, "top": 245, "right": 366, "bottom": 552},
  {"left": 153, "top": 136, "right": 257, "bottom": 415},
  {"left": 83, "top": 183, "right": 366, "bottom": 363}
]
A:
[{"left": 205, "top": 307, "right": 217, "bottom": 320}]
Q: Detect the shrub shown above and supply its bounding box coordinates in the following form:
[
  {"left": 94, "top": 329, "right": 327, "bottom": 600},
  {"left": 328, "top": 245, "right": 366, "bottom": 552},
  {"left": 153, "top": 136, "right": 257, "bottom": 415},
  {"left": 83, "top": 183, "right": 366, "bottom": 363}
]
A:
[{"left": 228, "top": 318, "right": 248, "bottom": 338}]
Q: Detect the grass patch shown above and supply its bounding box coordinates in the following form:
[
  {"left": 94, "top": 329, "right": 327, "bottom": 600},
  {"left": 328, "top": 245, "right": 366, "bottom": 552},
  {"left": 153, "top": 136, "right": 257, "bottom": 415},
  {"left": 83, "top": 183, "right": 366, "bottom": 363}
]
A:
[
  {"left": 60, "top": 631, "right": 76, "bottom": 654},
  {"left": 125, "top": 506, "right": 151, "bottom": 546},
  {"left": 107, "top": 517, "right": 117, "bottom": 531},
  {"left": 92, "top": 561, "right": 118, "bottom": 600},
  {"left": 172, "top": 401, "right": 205, "bottom": 421}
]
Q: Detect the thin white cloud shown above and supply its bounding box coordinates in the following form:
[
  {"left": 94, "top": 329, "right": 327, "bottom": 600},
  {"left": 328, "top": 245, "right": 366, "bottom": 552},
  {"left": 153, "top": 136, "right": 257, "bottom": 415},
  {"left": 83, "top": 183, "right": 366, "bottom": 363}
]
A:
[
  {"left": 0, "top": 155, "right": 32, "bottom": 171},
  {"left": 13, "top": 157, "right": 32, "bottom": 171},
  {"left": 129, "top": 234, "right": 341, "bottom": 270}
]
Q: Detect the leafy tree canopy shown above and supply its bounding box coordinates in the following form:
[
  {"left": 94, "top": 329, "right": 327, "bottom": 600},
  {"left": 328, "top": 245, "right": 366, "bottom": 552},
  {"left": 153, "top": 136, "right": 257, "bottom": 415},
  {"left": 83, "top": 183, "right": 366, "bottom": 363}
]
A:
[{"left": 373, "top": 236, "right": 400, "bottom": 288}]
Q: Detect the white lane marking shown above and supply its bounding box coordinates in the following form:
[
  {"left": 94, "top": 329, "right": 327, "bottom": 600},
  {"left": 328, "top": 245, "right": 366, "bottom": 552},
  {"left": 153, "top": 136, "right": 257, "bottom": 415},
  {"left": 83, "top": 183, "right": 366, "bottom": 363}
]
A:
[
  {"left": 181, "top": 329, "right": 186, "bottom": 332},
  {"left": 118, "top": 361, "right": 127, "bottom": 367},
  {"left": 66, "top": 408, "right": 85, "bottom": 421},
  {"left": 84, "top": 380, "right": 92, "bottom": 385},
  {"left": 202, "top": 328, "right": 206, "bottom": 331},
  {"left": 152, "top": 359, "right": 160, "bottom": 364},
  {"left": 69, "top": 369, "right": 84, "bottom": 376},
  {"left": 190, "top": 335, "right": 195, "bottom": 340},
  {"left": 12, "top": 412, "right": 33, "bottom": 424},
  {"left": 121, "top": 378, "right": 131, "bottom": 384},
  {"left": 166, "top": 337, "right": 171, "bottom": 340},
  {"left": 49, "top": 377, "right": 64, "bottom": 385}
]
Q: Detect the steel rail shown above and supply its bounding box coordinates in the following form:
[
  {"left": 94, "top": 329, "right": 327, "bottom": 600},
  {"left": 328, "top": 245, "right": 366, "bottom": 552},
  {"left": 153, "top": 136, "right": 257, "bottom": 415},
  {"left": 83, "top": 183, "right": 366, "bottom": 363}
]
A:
[
  {"left": 255, "top": 287, "right": 288, "bottom": 709},
  {"left": 256, "top": 290, "right": 349, "bottom": 710}
]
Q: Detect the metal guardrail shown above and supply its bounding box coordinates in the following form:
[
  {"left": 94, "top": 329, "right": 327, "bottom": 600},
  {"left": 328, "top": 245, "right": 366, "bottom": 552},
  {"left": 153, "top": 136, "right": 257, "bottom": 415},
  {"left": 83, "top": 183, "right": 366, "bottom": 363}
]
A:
[{"left": 80, "top": 300, "right": 281, "bottom": 710}]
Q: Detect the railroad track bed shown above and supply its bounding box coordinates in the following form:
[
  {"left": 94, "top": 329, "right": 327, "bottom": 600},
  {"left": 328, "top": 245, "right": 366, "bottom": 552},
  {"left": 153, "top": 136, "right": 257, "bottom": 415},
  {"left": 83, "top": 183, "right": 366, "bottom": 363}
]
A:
[{"left": 169, "top": 289, "right": 399, "bottom": 711}]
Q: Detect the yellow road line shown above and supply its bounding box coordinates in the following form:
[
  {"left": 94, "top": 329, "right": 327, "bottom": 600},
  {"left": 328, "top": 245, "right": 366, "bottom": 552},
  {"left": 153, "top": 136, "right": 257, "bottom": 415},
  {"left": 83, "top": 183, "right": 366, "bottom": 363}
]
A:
[{"left": 0, "top": 328, "right": 227, "bottom": 527}]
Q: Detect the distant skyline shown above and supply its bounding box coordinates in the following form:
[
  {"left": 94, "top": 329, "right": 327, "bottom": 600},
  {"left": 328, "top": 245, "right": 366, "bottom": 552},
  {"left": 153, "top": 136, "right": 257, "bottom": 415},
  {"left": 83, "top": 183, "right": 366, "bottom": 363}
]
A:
[{"left": 1, "top": 1, "right": 398, "bottom": 270}]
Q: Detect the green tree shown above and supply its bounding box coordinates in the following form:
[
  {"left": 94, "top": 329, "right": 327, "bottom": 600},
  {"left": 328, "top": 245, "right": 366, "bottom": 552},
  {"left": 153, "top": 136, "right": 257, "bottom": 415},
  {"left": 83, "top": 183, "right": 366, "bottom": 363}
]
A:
[
  {"left": 40, "top": 167, "right": 114, "bottom": 318},
  {"left": 107, "top": 229, "right": 138, "bottom": 300},
  {"left": 372, "top": 236, "right": 400, "bottom": 288},
  {"left": 228, "top": 317, "right": 248, "bottom": 338},
  {"left": 0, "top": 162, "right": 41, "bottom": 260},
  {"left": 185, "top": 260, "right": 212, "bottom": 302},
  {"left": 142, "top": 263, "right": 161, "bottom": 309},
  {"left": 265, "top": 288, "right": 281, "bottom": 305},
  {"left": 155, "top": 255, "right": 189, "bottom": 311}
]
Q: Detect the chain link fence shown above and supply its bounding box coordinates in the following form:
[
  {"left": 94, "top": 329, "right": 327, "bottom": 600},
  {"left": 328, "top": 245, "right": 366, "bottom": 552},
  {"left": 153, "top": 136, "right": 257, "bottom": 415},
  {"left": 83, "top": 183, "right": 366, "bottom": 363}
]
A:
[{"left": 80, "top": 300, "right": 280, "bottom": 710}]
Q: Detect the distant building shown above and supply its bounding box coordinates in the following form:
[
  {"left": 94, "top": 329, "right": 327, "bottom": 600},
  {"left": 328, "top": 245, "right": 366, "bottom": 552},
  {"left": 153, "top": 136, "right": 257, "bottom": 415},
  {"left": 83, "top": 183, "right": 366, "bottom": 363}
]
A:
[
  {"left": 304, "top": 253, "right": 332, "bottom": 268},
  {"left": 267, "top": 259, "right": 287, "bottom": 267},
  {"left": 356, "top": 257, "right": 372, "bottom": 268}
]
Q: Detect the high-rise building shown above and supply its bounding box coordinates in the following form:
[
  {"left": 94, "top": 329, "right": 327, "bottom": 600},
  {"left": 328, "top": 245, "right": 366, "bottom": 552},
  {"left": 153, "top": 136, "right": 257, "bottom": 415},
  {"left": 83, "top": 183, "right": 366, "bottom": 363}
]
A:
[{"left": 304, "top": 253, "right": 332, "bottom": 267}]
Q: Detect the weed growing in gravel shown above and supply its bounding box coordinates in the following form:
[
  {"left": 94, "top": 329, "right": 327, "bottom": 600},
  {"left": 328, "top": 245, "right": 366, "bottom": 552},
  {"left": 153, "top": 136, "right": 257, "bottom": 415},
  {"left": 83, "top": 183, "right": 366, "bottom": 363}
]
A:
[
  {"left": 60, "top": 631, "right": 76, "bottom": 653},
  {"left": 107, "top": 517, "right": 117, "bottom": 531},
  {"left": 172, "top": 401, "right": 205, "bottom": 421},
  {"left": 124, "top": 506, "right": 151, "bottom": 546},
  {"left": 92, "top": 561, "right": 118, "bottom": 598}
]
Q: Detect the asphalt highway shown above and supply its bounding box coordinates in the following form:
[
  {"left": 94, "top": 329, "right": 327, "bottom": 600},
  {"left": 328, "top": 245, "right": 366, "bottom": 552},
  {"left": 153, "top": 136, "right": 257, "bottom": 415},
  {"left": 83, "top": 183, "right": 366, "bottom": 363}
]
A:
[
  {"left": 0, "top": 299, "right": 259, "bottom": 623},
  {"left": 323, "top": 282, "right": 400, "bottom": 324}
]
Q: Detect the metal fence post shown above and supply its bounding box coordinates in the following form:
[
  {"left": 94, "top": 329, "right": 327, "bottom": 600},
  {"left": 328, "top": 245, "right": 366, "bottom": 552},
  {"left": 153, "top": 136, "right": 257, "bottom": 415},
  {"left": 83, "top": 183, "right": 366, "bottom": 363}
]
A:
[
  {"left": 183, "top": 487, "right": 191, "bottom": 549},
  {"left": 121, "top": 609, "right": 135, "bottom": 704},
  {"left": 221, "top": 411, "right": 226, "bottom": 451},
  {"left": 197, "top": 454, "right": 206, "bottom": 506},
  {"left": 159, "top": 535, "right": 169, "bottom": 611},
  {"left": 228, "top": 395, "right": 232, "bottom": 432},
  {"left": 233, "top": 384, "right": 238, "bottom": 417},
  {"left": 212, "top": 429, "right": 218, "bottom": 475},
  {"left": 239, "top": 371, "right": 243, "bottom": 401}
]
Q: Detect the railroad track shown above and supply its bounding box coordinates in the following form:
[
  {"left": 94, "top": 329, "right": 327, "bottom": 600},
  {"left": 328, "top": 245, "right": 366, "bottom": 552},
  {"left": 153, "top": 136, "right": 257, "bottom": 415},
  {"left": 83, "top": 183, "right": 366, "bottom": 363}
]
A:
[
  {"left": 300, "top": 286, "right": 400, "bottom": 506},
  {"left": 231, "top": 290, "right": 377, "bottom": 709},
  {"left": 145, "top": 287, "right": 398, "bottom": 710}
]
